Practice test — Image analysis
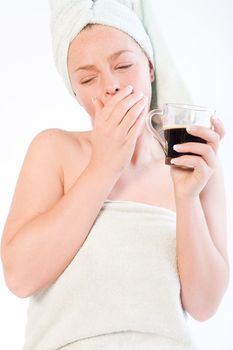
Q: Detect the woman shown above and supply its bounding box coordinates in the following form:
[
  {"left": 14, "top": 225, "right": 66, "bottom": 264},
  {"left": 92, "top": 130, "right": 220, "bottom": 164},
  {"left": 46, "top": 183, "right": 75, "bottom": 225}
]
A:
[{"left": 0, "top": 1, "right": 229, "bottom": 349}]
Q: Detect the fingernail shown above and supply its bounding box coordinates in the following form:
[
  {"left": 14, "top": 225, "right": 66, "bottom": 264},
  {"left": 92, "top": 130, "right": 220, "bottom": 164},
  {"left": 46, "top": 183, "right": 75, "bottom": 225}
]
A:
[
  {"left": 173, "top": 144, "right": 181, "bottom": 150},
  {"left": 187, "top": 125, "right": 196, "bottom": 132}
]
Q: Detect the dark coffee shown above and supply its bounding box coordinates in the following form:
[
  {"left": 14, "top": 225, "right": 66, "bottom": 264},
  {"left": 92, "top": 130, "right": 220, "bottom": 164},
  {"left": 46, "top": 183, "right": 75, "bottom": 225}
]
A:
[{"left": 164, "top": 126, "right": 206, "bottom": 165}]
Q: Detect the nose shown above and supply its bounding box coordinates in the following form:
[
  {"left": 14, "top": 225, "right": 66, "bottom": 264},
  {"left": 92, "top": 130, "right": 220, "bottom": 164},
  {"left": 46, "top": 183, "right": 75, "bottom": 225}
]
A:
[
  {"left": 106, "top": 86, "right": 120, "bottom": 94},
  {"left": 100, "top": 85, "right": 120, "bottom": 105},
  {"left": 101, "top": 73, "right": 121, "bottom": 102},
  {"left": 105, "top": 86, "right": 120, "bottom": 99},
  {"left": 97, "top": 68, "right": 124, "bottom": 103}
]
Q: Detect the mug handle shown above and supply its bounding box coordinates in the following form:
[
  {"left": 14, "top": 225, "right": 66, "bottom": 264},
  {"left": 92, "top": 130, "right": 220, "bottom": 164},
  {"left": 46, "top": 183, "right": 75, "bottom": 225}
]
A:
[{"left": 146, "top": 109, "right": 167, "bottom": 155}]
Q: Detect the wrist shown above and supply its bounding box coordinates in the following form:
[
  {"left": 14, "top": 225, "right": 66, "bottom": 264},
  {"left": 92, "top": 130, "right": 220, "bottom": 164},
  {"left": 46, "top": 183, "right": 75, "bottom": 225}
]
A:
[
  {"left": 174, "top": 193, "right": 200, "bottom": 209},
  {"left": 87, "top": 159, "right": 122, "bottom": 183}
]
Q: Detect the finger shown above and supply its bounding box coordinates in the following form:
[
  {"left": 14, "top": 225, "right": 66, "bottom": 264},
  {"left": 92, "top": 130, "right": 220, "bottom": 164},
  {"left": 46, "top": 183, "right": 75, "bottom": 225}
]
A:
[
  {"left": 173, "top": 142, "right": 217, "bottom": 168},
  {"left": 92, "top": 96, "right": 104, "bottom": 116},
  {"left": 186, "top": 125, "right": 220, "bottom": 152},
  {"left": 170, "top": 155, "right": 209, "bottom": 175},
  {"left": 210, "top": 116, "right": 226, "bottom": 140},
  {"left": 102, "top": 85, "right": 134, "bottom": 118},
  {"left": 109, "top": 93, "right": 147, "bottom": 127},
  {"left": 110, "top": 93, "right": 148, "bottom": 127},
  {"left": 126, "top": 104, "right": 148, "bottom": 140},
  {"left": 120, "top": 98, "right": 148, "bottom": 136}
]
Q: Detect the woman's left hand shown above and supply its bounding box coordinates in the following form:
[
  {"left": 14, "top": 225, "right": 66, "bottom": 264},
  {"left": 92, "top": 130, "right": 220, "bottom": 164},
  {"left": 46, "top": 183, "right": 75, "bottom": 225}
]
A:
[{"left": 170, "top": 116, "right": 225, "bottom": 199}]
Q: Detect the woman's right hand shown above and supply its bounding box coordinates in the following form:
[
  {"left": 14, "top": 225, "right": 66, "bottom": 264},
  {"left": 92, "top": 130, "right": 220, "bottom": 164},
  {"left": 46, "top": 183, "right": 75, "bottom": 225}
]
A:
[{"left": 90, "top": 85, "right": 149, "bottom": 176}]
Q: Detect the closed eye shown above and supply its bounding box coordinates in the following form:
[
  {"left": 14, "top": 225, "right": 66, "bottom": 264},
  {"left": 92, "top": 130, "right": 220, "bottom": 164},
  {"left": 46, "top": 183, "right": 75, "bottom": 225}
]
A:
[
  {"left": 81, "top": 65, "right": 133, "bottom": 84},
  {"left": 116, "top": 64, "right": 133, "bottom": 69},
  {"left": 81, "top": 77, "right": 96, "bottom": 84}
]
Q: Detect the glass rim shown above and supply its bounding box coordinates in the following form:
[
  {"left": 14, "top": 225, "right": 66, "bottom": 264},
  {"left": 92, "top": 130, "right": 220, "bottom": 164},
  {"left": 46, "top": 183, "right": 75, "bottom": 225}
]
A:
[{"left": 164, "top": 103, "right": 215, "bottom": 113}]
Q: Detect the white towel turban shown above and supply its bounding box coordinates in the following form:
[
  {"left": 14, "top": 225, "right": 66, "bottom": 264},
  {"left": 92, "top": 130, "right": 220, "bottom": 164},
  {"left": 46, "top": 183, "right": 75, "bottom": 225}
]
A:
[{"left": 49, "top": 0, "right": 192, "bottom": 109}]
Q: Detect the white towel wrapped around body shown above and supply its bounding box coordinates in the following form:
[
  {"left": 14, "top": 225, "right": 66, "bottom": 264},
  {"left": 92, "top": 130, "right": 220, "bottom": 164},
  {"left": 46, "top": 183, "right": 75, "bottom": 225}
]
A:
[{"left": 22, "top": 200, "right": 197, "bottom": 350}]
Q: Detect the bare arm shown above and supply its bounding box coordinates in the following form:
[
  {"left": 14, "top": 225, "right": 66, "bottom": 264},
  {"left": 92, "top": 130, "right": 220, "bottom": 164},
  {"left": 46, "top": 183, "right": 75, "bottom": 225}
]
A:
[
  {"left": 199, "top": 163, "right": 228, "bottom": 266},
  {"left": 171, "top": 118, "right": 229, "bottom": 321},
  {"left": 0, "top": 130, "right": 120, "bottom": 298},
  {"left": 175, "top": 174, "right": 229, "bottom": 321}
]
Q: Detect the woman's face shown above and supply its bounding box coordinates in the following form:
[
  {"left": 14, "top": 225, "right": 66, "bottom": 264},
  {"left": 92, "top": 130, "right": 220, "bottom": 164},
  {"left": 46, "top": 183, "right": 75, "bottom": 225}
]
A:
[{"left": 68, "top": 25, "right": 154, "bottom": 118}]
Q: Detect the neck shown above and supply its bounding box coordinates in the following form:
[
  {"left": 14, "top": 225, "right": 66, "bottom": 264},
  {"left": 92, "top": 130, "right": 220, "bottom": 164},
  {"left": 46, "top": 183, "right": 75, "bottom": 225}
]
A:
[{"left": 128, "top": 127, "right": 165, "bottom": 170}]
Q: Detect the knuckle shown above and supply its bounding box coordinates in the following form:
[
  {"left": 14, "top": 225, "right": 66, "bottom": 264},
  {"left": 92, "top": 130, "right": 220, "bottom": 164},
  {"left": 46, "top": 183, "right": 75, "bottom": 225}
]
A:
[{"left": 196, "top": 156, "right": 204, "bottom": 166}]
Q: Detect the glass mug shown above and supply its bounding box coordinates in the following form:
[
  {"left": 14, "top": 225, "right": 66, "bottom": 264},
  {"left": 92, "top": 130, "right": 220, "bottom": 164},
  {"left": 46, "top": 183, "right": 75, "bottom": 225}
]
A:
[{"left": 146, "top": 103, "right": 215, "bottom": 165}]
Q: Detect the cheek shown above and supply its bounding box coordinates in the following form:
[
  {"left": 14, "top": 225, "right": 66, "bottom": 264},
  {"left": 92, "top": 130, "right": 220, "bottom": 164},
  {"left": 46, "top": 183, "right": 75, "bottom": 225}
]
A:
[
  {"left": 133, "top": 69, "right": 152, "bottom": 97},
  {"left": 75, "top": 91, "right": 96, "bottom": 118}
]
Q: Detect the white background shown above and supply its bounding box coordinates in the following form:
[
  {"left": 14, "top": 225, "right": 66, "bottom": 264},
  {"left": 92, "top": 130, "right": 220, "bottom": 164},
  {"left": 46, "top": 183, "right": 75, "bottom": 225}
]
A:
[{"left": 0, "top": 1, "right": 232, "bottom": 349}]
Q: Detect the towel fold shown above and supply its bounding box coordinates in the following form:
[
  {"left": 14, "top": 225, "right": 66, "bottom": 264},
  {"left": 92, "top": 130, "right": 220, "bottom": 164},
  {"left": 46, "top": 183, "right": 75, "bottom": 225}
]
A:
[{"left": 22, "top": 200, "right": 196, "bottom": 350}]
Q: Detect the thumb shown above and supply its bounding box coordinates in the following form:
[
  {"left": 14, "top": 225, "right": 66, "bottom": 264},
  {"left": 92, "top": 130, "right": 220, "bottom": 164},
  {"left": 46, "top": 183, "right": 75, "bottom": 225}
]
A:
[{"left": 92, "top": 96, "right": 104, "bottom": 115}]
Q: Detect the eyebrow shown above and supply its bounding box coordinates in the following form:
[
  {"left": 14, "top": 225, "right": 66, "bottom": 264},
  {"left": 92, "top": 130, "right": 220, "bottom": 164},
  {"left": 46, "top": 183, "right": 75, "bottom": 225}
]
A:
[{"left": 73, "top": 50, "right": 135, "bottom": 72}]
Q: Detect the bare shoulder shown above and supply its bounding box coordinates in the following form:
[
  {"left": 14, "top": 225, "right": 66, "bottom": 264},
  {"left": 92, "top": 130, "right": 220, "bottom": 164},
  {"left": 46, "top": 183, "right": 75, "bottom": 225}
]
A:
[
  {"left": 31, "top": 128, "right": 93, "bottom": 191},
  {"left": 30, "top": 127, "right": 90, "bottom": 149},
  {"left": 54, "top": 129, "right": 93, "bottom": 192},
  {"left": 28, "top": 128, "right": 92, "bottom": 163},
  {"left": 1, "top": 128, "right": 92, "bottom": 248}
]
